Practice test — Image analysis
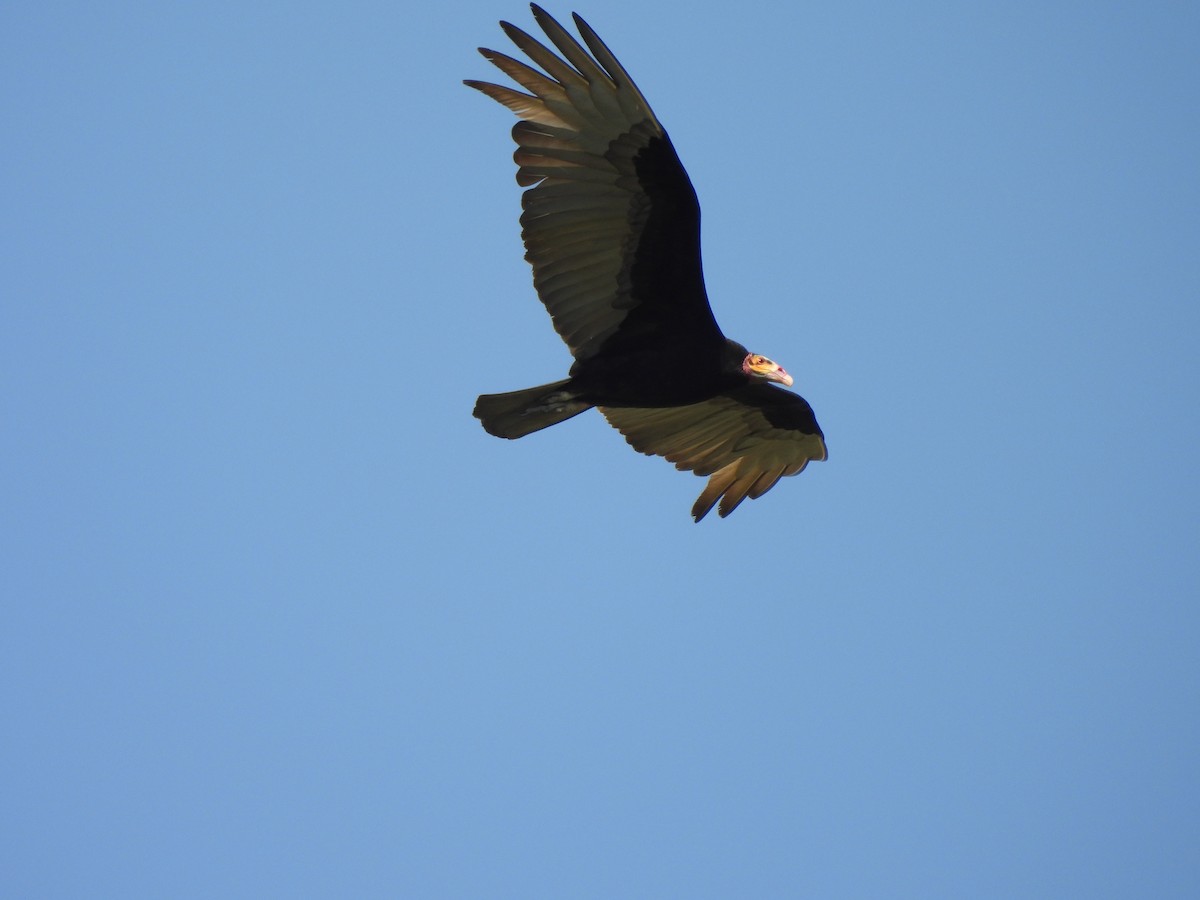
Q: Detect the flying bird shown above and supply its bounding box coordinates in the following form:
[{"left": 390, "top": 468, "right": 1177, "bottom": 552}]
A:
[{"left": 468, "top": 5, "right": 826, "bottom": 521}]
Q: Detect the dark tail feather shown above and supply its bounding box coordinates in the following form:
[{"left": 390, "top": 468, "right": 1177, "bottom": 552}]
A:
[{"left": 473, "top": 379, "right": 592, "bottom": 439}]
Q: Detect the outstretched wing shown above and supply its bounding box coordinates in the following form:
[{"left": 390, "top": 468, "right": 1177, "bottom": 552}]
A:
[
  {"left": 465, "top": 4, "right": 722, "bottom": 361},
  {"left": 600, "top": 386, "right": 827, "bottom": 521}
]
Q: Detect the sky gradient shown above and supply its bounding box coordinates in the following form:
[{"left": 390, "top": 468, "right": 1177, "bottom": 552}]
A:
[{"left": 3, "top": 2, "right": 1198, "bottom": 896}]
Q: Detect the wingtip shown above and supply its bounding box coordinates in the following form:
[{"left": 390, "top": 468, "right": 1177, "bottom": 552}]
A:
[{"left": 571, "top": 11, "right": 592, "bottom": 33}]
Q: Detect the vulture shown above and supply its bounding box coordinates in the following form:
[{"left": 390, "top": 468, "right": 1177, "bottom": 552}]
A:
[{"left": 469, "top": 5, "right": 827, "bottom": 521}]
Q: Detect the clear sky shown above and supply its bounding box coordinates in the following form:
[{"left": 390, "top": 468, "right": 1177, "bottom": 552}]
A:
[{"left": 3, "top": 2, "right": 1198, "bottom": 897}]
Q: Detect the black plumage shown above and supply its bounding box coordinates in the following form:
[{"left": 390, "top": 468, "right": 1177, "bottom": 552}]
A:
[{"left": 469, "top": 5, "right": 826, "bottom": 520}]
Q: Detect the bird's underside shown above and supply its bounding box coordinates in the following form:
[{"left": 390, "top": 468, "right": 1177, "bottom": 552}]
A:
[{"left": 468, "top": 5, "right": 827, "bottom": 521}]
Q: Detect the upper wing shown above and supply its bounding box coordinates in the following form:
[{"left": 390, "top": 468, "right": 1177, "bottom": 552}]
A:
[
  {"left": 600, "top": 385, "right": 827, "bottom": 521},
  {"left": 465, "top": 5, "right": 722, "bottom": 361}
]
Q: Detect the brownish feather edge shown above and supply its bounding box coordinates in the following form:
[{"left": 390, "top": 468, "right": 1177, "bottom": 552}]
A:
[
  {"left": 467, "top": 7, "right": 675, "bottom": 360},
  {"left": 599, "top": 396, "right": 825, "bottom": 522}
]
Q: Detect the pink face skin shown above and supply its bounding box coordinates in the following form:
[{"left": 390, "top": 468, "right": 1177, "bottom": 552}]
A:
[{"left": 742, "top": 353, "right": 794, "bottom": 388}]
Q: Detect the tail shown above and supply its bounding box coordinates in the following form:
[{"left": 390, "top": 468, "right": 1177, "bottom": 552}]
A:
[{"left": 473, "top": 379, "right": 593, "bottom": 439}]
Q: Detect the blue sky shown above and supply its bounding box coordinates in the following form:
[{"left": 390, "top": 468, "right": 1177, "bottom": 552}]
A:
[{"left": 3, "top": 1, "right": 1198, "bottom": 896}]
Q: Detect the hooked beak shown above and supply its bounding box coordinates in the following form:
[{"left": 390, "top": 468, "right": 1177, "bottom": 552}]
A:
[{"left": 769, "top": 366, "right": 794, "bottom": 388}]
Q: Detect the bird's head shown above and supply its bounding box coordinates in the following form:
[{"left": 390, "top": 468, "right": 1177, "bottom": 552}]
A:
[{"left": 742, "top": 353, "right": 794, "bottom": 388}]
